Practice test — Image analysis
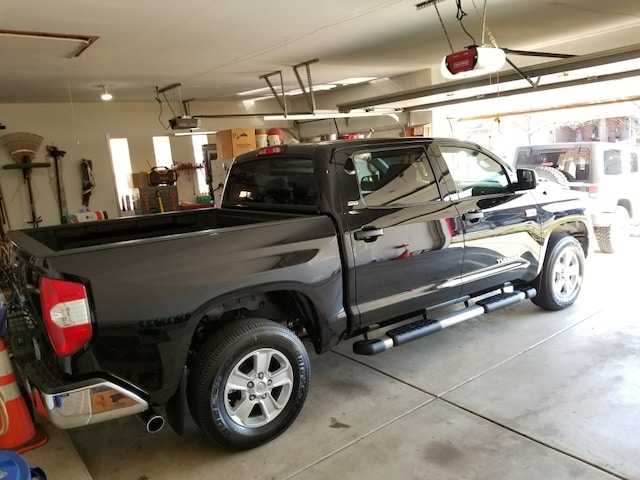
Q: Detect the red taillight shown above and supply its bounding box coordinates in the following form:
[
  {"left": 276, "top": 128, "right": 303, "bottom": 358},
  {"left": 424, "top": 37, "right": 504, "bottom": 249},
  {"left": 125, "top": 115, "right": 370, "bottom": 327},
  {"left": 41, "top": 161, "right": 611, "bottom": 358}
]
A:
[
  {"left": 40, "top": 277, "right": 92, "bottom": 356},
  {"left": 256, "top": 145, "right": 287, "bottom": 156},
  {"left": 588, "top": 185, "right": 599, "bottom": 198}
]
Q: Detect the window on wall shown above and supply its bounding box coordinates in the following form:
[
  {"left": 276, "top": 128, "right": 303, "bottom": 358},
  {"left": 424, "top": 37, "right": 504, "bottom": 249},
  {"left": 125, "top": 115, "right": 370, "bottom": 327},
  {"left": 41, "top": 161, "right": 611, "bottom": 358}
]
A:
[
  {"left": 191, "top": 134, "right": 210, "bottom": 196},
  {"left": 109, "top": 137, "right": 133, "bottom": 212},
  {"left": 152, "top": 136, "right": 173, "bottom": 167},
  {"left": 109, "top": 134, "right": 214, "bottom": 214}
]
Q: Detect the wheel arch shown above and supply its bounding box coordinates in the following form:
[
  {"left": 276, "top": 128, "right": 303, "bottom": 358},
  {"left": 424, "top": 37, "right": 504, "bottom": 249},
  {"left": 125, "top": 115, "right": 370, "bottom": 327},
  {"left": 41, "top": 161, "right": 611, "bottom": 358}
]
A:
[
  {"left": 531, "top": 231, "right": 585, "bottom": 311},
  {"left": 186, "top": 285, "right": 330, "bottom": 367},
  {"left": 549, "top": 220, "right": 591, "bottom": 258},
  {"left": 617, "top": 199, "right": 632, "bottom": 221}
]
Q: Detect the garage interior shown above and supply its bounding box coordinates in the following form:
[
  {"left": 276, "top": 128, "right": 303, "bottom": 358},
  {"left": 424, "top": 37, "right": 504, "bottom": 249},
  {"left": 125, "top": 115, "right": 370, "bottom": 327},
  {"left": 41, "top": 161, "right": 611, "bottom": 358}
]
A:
[{"left": 1, "top": 1, "right": 639, "bottom": 478}]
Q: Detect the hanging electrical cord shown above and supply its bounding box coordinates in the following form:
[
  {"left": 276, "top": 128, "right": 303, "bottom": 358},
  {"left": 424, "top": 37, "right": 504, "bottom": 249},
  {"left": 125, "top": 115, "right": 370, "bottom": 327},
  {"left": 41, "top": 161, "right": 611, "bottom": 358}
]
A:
[
  {"left": 433, "top": 2, "right": 454, "bottom": 53},
  {"left": 455, "top": 0, "right": 476, "bottom": 46},
  {"left": 480, "top": 0, "right": 486, "bottom": 45},
  {"left": 471, "top": 0, "right": 499, "bottom": 48},
  {"left": 494, "top": 71, "right": 502, "bottom": 133}
]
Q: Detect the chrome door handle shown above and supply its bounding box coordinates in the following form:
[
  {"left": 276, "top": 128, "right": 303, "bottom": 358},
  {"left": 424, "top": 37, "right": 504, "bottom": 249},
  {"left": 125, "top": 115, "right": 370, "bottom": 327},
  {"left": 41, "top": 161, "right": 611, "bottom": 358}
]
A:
[
  {"left": 354, "top": 225, "right": 384, "bottom": 242},
  {"left": 463, "top": 210, "right": 484, "bottom": 223}
]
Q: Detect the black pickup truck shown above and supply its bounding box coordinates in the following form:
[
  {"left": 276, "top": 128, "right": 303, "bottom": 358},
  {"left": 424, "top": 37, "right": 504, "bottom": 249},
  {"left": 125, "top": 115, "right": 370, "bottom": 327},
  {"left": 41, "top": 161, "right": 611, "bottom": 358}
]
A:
[{"left": 3, "top": 138, "right": 591, "bottom": 450}]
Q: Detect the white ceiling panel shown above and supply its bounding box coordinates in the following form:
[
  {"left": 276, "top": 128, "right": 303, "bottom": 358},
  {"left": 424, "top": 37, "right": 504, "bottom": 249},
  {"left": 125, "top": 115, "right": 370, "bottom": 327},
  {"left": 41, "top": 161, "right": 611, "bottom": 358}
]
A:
[{"left": 0, "top": 0, "right": 639, "bottom": 104}]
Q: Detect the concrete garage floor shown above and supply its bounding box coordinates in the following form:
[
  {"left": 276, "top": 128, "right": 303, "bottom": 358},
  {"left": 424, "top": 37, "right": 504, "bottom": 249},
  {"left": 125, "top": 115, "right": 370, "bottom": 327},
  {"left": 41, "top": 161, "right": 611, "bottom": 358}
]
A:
[{"left": 24, "top": 237, "right": 639, "bottom": 480}]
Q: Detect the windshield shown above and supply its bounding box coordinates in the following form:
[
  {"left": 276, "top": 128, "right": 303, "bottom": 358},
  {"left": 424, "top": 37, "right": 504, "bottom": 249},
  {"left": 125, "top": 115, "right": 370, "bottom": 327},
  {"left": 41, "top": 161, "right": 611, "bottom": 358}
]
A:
[{"left": 222, "top": 156, "right": 318, "bottom": 211}]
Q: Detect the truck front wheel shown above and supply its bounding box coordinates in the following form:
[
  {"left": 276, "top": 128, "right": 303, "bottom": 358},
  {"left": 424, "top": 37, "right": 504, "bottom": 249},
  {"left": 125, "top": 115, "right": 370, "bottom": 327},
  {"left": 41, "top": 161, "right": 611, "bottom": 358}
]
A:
[
  {"left": 531, "top": 234, "right": 584, "bottom": 311},
  {"left": 187, "top": 318, "right": 310, "bottom": 450}
]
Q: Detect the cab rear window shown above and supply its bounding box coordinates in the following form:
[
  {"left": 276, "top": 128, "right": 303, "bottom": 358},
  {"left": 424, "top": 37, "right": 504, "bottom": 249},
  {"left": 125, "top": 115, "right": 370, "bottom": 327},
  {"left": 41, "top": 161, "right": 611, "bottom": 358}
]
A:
[{"left": 223, "top": 157, "right": 318, "bottom": 210}]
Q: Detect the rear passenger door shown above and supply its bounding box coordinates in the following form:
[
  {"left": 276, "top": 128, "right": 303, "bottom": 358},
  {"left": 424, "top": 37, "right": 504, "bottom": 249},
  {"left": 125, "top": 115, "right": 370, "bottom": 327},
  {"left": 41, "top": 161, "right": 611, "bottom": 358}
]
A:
[
  {"left": 332, "top": 143, "right": 465, "bottom": 331},
  {"left": 433, "top": 141, "right": 543, "bottom": 296}
]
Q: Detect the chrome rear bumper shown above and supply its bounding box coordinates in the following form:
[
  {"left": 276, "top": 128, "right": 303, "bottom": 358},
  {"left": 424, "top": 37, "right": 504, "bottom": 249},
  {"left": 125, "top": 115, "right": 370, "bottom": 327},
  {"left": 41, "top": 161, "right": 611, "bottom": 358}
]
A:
[{"left": 26, "top": 377, "right": 148, "bottom": 429}]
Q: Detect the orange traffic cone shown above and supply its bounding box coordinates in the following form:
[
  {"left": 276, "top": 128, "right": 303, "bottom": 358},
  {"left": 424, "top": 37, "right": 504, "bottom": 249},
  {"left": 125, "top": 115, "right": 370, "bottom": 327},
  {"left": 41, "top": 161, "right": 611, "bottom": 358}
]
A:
[{"left": 0, "top": 339, "right": 47, "bottom": 453}]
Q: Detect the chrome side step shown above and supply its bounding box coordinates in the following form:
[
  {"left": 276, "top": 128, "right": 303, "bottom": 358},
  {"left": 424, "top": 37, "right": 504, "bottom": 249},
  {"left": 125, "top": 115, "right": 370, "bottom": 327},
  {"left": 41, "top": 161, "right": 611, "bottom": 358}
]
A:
[{"left": 352, "top": 287, "right": 537, "bottom": 355}]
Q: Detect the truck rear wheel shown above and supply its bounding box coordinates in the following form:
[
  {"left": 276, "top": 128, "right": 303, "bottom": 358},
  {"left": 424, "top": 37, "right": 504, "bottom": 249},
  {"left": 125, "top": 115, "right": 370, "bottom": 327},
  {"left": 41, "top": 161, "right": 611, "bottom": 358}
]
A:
[
  {"left": 187, "top": 318, "right": 310, "bottom": 450},
  {"left": 531, "top": 234, "right": 584, "bottom": 311}
]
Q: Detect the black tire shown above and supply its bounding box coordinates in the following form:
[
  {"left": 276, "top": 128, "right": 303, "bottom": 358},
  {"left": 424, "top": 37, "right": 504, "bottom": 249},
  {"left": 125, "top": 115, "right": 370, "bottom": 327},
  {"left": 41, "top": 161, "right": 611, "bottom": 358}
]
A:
[
  {"left": 531, "top": 234, "right": 584, "bottom": 311},
  {"left": 187, "top": 318, "right": 310, "bottom": 450},
  {"left": 594, "top": 206, "right": 630, "bottom": 254}
]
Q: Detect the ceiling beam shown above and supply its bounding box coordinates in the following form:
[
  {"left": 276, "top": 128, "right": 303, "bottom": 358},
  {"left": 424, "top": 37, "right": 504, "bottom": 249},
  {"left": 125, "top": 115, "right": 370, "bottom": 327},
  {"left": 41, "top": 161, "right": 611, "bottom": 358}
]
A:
[
  {"left": 337, "top": 43, "right": 640, "bottom": 112},
  {"left": 403, "top": 68, "right": 640, "bottom": 112}
]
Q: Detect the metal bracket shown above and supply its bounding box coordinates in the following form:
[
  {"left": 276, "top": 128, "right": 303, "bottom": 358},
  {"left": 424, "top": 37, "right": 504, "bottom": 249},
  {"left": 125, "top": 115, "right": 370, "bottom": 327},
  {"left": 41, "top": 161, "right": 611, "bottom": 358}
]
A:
[
  {"left": 505, "top": 58, "right": 541, "bottom": 88},
  {"left": 292, "top": 58, "right": 319, "bottom": 113},
  {"left": 156, "top": 83, "right": 186, "bottom": 117},
  {"left": 260, "top": 58, "right": 320, "bottom": 117},
  {"left": 259, "top": 70, "right": 288, "bottom": 115},
  {"left": 182, "top": 98, "right": 195, "bottom": 117}
]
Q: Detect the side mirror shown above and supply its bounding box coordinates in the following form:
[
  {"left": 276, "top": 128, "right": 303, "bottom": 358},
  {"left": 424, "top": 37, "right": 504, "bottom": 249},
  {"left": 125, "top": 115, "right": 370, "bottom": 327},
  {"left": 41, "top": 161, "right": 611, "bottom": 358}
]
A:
[{"left": 514, "top": 168, "right": 537, "bottom": 191}]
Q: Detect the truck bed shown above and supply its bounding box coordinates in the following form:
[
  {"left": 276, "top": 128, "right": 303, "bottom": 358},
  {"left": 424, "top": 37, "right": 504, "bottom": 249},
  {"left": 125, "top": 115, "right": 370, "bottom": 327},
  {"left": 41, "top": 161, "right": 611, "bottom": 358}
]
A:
[{"left": 8, "top": 208, "right": 302, "bottom": 255}]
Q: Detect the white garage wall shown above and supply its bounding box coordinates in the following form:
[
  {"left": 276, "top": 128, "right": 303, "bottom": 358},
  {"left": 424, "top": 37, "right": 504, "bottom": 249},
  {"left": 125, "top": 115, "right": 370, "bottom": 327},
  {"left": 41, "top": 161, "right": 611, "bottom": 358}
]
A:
[
  {"left": 0, "top": 73, "right": 435, "bottom": 230},
  {"left": 0, "top": 101, "right": 272, "bottom": 230}
]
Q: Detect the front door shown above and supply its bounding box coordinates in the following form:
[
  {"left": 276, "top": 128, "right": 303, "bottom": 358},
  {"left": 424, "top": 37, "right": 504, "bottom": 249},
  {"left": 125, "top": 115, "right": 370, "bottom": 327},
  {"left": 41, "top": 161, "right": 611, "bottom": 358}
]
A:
[
  {"left": 433, "top": 141, "right": 543, "bottom": 296},
  {"left": 332, "top": 143, "right": 465, "bottom": 332}
]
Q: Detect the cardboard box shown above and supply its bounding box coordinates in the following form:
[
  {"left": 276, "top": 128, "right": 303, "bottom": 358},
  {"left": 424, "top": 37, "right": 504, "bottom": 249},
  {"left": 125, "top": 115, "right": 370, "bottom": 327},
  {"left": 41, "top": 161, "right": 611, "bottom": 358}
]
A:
[
  {"left": 215, "top": 128, "right": 256, "bottom": 159},
  {"left": 405, "top": 124, "right": 432, "bottom": 137},
  {"left": 130, "top": 172, "right": 150, "bottom": 188}
]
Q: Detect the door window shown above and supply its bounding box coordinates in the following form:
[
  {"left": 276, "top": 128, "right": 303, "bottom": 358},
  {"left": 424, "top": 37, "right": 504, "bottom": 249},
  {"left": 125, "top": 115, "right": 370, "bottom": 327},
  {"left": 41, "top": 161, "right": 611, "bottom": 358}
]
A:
[
  {"left": 352, "top": 147, "right": 441, "bottom": 206},
  {"left": 439, "top": 145, "right": 510, "bottom": 197}
]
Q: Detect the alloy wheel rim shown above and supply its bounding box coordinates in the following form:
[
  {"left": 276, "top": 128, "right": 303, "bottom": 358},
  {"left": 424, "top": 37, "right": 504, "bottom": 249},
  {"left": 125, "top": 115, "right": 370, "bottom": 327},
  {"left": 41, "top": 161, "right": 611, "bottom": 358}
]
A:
[
  {"left": 551, "top": 249, "right": 581, "bottom": 299},
  {"left": 223, "top": 348, "right": 294, "bottom": 428}
]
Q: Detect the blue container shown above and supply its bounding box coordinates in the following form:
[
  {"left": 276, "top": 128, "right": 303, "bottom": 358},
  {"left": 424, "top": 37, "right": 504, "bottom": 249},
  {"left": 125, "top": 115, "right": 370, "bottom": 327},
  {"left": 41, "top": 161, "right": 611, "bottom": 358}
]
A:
[{"left": 0, "top": 450, "right": 47, "bottom": 480}]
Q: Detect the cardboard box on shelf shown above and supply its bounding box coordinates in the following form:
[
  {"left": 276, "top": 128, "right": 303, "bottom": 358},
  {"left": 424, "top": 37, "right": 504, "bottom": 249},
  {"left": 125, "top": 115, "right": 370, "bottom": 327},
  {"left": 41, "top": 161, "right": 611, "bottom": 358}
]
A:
[
  {"left": 405, "top": 124, "right": 432, "bottom": 137},
  {"left": 215, "top": 128, "right": 256, "bottom": 159},
  {"left": 130, "top": 172, "right": 150, "bottom": 189}
]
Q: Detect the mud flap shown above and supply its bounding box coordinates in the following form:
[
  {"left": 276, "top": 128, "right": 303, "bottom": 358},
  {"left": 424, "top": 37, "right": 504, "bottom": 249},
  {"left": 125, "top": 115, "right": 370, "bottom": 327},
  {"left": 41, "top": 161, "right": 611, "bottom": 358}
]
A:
[{"left": 165, "top": 366, "right": 187, "bottom": 435}]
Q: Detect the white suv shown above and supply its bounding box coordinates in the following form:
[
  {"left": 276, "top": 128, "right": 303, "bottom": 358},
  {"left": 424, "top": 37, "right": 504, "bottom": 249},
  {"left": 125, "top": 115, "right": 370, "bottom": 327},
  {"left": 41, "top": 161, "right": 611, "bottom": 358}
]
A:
[{"left": 514, "top": 141, "right": 640, "bottom": 253}]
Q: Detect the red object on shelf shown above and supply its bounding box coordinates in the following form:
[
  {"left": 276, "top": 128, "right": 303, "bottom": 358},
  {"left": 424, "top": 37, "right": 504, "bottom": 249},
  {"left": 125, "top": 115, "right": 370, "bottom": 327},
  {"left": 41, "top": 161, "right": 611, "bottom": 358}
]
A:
[
  {"left": 174, "top": 162, "right": 203, "bottom": 171},
  {"left": 179, "top": 201, "right": 214, "bottom": 210}
]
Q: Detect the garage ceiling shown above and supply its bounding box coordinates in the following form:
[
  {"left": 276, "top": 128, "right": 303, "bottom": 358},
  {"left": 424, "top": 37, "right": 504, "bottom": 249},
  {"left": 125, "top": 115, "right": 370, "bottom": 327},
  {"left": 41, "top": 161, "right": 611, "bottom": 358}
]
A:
[{"left": 1, "top": 0, "right": 640, "bottom": 108}]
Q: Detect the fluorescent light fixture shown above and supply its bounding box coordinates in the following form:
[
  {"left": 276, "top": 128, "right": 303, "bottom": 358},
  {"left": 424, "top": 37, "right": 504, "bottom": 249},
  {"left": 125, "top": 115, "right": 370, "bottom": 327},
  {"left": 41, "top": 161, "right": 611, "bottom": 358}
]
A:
[
  {"left": 239, "top": 81, "right": 364, "bottom": 100},
  {"left": 285, "top": 84, "right": 337, "bottom": 96},
  {"left": 100, "top": 85, "right": 112, "bottom": 101},
  {"left": 264, "top": 109, "right": 399, "bottom": 121},
  {"left": 440, "top": 46, "right": 506, "bottom": 80},
  {"left": 330, "top": 77, "right": 377, "bottom": 86},
  {"left": 174, "top": 130, "right": 217, "bottom": 137},
  {"left": 237, "top": 86, "right": 273, "bottom": 97}
]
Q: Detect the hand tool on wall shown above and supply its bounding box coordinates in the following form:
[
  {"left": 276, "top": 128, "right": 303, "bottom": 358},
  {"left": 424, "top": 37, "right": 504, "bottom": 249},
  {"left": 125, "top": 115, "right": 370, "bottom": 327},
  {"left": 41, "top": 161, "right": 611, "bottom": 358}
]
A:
[
  {"left": 0, "top": 132, "right": 48, "bottom": 228},
  {"left": 80, "top": 159, "right": 95, "bottom": 208},
  {"left": 46, "top": 145, "right": 68, "bottom": 222},
  {"left": 0, "top": 180, "right": 10, "bottom": 235}
]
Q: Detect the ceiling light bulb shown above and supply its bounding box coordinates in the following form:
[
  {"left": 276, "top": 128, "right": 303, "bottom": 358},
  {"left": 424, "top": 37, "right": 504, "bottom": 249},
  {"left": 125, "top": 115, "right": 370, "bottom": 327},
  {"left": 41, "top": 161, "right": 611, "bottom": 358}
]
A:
[{"left": 100, "top": 85, "right": 113, "bottom": 101}]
